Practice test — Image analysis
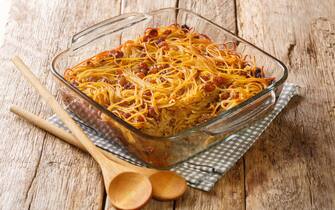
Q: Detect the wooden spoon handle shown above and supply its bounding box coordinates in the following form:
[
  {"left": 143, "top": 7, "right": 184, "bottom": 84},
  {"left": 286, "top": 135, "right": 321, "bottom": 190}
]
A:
[
  {"left": 10, "top": 105, "right": 87, "bottom": 150},
  {"left": 10, "top": 105, "right": 156, "bottom": 175},
  {"left": 11, "top": 56, "right": 108, "bottom": 164}
]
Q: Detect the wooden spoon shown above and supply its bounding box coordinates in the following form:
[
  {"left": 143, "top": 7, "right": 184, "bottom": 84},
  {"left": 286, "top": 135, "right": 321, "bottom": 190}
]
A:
[
  {"left": 10, "top": 105, "right": 187, "bottom": 201},
  {"left": 11, "top": 56, "right": 152, "bottom": 210}
]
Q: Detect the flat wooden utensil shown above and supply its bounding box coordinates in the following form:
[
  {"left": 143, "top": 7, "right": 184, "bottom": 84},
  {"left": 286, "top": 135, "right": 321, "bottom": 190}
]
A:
[
  {"left": 10, "top": 105, "right": 187, "bottom": 200},
  {"left": 10, "top": 105, "right": 156, "bottom": 175},
  {"left": 11, "top": 56, "right": 152, "bottom": 210}
]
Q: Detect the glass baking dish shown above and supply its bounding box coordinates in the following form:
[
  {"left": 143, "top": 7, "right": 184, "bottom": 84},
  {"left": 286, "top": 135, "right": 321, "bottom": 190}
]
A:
[{"left": 51, "top": 8, "right": 288, "bottom": 168}]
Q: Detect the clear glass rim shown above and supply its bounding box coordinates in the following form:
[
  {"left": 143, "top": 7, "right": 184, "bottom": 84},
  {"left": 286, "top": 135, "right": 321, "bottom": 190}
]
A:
[{"left": 50, "top": 7, "right": 288, "bottom": 141}]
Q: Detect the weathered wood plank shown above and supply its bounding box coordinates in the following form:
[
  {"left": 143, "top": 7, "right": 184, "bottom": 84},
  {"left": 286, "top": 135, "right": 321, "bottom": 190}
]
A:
[
  {"left": 0, "top": 0, "right": 121, "bottom": 209},
  {"left": 121, "top": 0, "right": 177, "bottom": 12},
  {"left": 179, "top": 0, "right": 236, "bottom": 34},
  {"left": 237, "top": 0, "right": 335, "bottom": 209},
  {"left": 175, "top": 159, "right": 245, "bottom": 210},
  {"left": 174, "top": 1, "right": 245, "bottom": 210}
]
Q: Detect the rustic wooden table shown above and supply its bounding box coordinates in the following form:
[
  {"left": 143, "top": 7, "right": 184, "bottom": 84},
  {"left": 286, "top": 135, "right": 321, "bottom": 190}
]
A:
[{"left": 1, "top": 0, "right": 334, "bottom": 209}]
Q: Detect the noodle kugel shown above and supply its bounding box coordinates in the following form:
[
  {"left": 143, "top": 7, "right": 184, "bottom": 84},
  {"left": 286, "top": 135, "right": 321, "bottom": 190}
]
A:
[{"left": 64, "top": 24, "right": 274, "bottom": 137}]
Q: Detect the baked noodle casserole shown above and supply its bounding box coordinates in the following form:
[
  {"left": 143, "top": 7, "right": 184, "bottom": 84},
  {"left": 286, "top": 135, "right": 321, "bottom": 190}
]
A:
[{"left": 64, "top": 24, "right": 274, "bottom": 137}]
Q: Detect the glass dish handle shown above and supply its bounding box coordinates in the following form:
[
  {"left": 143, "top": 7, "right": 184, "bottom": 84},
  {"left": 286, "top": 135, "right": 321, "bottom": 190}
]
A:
[
  {"left": 69, "top": 12, "right": 148, "bottom": 49},
  {"left": 201, "top": 90, "right": 276, "bottom": 136}
]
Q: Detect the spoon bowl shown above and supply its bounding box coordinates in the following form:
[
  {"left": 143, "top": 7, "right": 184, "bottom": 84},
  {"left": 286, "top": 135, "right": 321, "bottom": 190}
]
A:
[
  {"left": 109, "top": 172, "right": 152, "bottom": 210},
  {"left": 149, "top": 171, "right": 187, "bottom": 201}
]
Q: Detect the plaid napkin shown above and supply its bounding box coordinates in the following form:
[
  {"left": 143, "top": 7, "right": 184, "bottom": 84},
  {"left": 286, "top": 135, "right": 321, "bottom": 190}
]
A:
[{"left": 49, "top": 83, "right": 298, "bottom": 191}]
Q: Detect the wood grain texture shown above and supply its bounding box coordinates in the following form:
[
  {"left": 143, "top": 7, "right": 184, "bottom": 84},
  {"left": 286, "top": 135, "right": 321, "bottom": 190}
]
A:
[
  {"left": 121, "top": 0, "right": 177, "bottom": 13},
  {"left": 175, "top": 159, "right": 245, "bottom": 210},
  {"left": 0, "top": 0, "right": 121, "bottom": 209},
  {"left": 179, "top": 0, "right": 236, "bottom": 33},
  {"left": 237, "top": 0, "right": 335, "bottom": 209}
]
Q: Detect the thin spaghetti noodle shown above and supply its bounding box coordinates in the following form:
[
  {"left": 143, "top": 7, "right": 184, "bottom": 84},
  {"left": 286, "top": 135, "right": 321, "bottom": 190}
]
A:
[{"left": 64, "top": 24, "right": 274, "bottom": 136}]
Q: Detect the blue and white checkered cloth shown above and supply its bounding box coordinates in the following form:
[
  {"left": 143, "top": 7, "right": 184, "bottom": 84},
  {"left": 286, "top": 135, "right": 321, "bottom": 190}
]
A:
[{"left": 49, "top": 83, "right": 298, "bottom": 191}]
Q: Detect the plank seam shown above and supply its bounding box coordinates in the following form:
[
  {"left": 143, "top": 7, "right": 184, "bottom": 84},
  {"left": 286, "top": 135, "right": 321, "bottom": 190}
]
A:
[
  {"left": 233, "top": 0, "right": 239, "bottom": 35},
  {"left": 25, "top": 133, "right": 47, "bottom": 209}
]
